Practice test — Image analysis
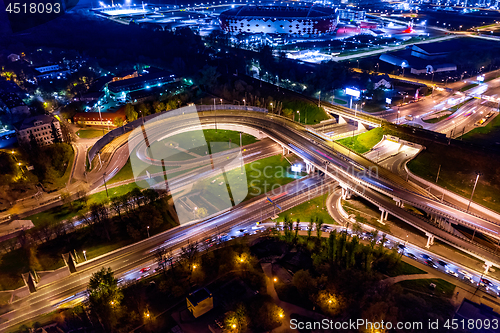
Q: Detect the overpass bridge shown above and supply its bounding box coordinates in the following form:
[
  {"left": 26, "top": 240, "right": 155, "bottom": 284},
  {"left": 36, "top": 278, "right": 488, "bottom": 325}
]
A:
[
  {"left": 91, "top": 107, "right": 500, "bottom": 269},
  {"left": 322, "top": 104, "right": 383, "bottom": 131}
]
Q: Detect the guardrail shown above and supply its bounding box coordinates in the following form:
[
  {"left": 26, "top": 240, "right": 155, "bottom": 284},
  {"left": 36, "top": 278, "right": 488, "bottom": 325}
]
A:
[{"left": 88, "top": 105, "right": 268, "bottom": 164}]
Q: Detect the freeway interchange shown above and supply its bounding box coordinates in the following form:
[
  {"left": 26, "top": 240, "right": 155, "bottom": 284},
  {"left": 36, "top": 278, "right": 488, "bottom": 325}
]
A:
[{"left": 2, "top": 107, "right": 500, "bottom": 330}]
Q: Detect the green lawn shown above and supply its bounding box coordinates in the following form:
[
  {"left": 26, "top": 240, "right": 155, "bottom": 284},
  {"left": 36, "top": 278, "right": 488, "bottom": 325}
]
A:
[
  {"left": 397, "top": 278, "right": 456, "bottom": 298},
  {"left": 42, "top": 146, "right": 75, "bottom": 191},
  {"left": 25, "top": 199, "right": 87, "bottom": 227},
  {"left": 333, "top": 98, "right": 348, "bottom": 105},
  {"left": 422, "top": 98, "right": 473, "bottom": 124},
  {"left": 384, "top": 261, "right": 427, "bottom": 277},
  {"left": 282, "top": 100, "right": 329, "bottom": 125},
  {"left": 76, "top": 128, "right": 110, "bottom": 139},
  {"left": 459, "top": 83, "right": 478, "bottom": 92},
  {"left": 408, "top": 147, "right": 500, "bottom": 213},
  {"left": 461, "top": 113, "right": 500, "bottom": 145},
  {"left": 108, "top": 158, "right": 167, "bottom": 185},
  {"left": 337, "top": 127, "right": 384, "bottom": 154},
  {"left": 156, "top": 129, "right": 258, "bottom": 157},
  {"left": 276, "top": 193, "right": 336, "bottom": 225},
  {"left": 188, "top": 154, "right": 300, "bottom": 213}
]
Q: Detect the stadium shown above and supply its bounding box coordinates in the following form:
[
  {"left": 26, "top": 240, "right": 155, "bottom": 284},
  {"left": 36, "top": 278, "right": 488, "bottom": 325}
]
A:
[{"left": 219, "top": 5, "right": 338, "bottom": 36}]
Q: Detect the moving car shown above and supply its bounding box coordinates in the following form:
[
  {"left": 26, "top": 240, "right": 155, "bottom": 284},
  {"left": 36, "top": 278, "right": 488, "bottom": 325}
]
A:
[
  {"left": 445, "top": 269, "right": 459, "bottom": 278},
  {"left": 438, "top": 260, "right": 448, "bottom": 267},
  {"left": 426, "top": 260, "right": 437, "bottom": 269},
  {"left": 407, "top": 253, "right": 417, "bottom": 260},
  {"left": 140, "top": 267, "right": 151, "bottom": 273}
]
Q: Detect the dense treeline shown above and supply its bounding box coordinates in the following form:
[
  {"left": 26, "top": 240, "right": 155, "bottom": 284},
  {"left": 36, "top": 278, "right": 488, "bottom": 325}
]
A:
[{"left": 270, "top": 215, "right": 456, "bottom": 331}]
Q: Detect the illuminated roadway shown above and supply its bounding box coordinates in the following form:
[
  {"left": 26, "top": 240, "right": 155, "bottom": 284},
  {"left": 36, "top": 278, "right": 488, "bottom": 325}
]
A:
[
  {"left": 0, "top": 174, "right": 334, "bottom": 331},
  {"left": 3, "top": 108, "right": 500, "bottom": 329}
]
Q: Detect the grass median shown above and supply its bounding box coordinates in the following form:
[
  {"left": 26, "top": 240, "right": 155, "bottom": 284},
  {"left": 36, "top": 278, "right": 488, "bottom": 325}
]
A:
[{"left": 336, "top": 127, "right": 384, "bottom": 154}]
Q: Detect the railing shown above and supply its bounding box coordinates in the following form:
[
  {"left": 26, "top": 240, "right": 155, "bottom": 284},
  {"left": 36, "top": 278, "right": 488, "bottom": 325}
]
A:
[{"left": 88, "top": 105, "right": 267, "bottom": 164}]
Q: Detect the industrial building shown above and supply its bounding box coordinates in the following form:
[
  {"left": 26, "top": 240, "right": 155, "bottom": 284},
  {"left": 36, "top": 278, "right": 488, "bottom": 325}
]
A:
[
  {"left": 219, "top": 5, "right": 338, "bottom": 36},
  {"left": 104, "top": 70, "right": 177, "bottom": 102}
]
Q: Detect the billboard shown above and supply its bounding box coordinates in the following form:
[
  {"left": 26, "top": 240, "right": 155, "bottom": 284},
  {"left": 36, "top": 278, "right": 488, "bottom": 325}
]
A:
[{"left": 345, "top": 88, "right": 360, "bottom": 98}]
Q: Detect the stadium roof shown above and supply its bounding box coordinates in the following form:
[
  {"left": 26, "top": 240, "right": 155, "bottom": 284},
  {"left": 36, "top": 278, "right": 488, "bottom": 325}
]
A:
[{"left": 220, "top": 5, "right": 335, "bottom": 18}]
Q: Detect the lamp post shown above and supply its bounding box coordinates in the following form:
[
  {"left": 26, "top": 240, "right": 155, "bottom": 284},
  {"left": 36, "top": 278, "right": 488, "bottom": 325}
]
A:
[
  {"left": 83, "top": 250, "right": 87, "bottom": 261},
  {"left": 103, "top": 172, "right": 109, "bottom": 197},
  {"left": 194, "top": 206, "right": 198, "bottom": 219},
  {"left": 397, "top": 110, "right": 401, "bottom": 125},
  {"left": 139, "top": 110, "right": 144, "bottom": 125},
  {"left": 98, "top": 106, "right": 105, "bottom": 135},
  {"left": 270, "top": 102, "right": 273, "bottom": 112},
  {"left": 467, "top": 173, "right": 480, "bottom": 212},
  {"left": 147, "top": 226, "right": 150, "bottom": 238},
  {"left": 243, "top": 99, "right": 246, "bottom": 106},
  {"left": 297, "top": 110, "right": 300, "bottom": 123}
]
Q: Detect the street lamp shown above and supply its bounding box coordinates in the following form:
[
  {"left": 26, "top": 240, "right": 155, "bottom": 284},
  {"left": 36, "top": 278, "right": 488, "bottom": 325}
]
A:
[
  {"left": 194, "top": 206, "right": 198, "bottom": 219},
  {"left": 297, "top": 110, "right": 300, "bottom": 123},
  {"left": 270, "top": 102, "right": 273, "bottom": 112},
  {"left": 83, "top": 250, "right": 87, "bottom": 261},
  {"left": 242, "top": 99, "right": 245, "bottom": 106},
  {"left": 397, "top": 110, "right": 401, "bottom": 125},
  {"left": 220, "top": 98, "right": 222, "bottom": 105},
  {"left": 147, "top": 225, "right": 150, "bottom": 238},
  {"left": 139, "top": 110, "right": 144, "bottom": 125},
  {"left": 467, "top": 173, "right": 481, "bottom": 212}
]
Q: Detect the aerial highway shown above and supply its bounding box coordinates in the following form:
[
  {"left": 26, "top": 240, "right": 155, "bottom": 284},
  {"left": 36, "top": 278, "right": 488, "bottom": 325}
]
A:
[
  {"left": 3, "top": 106, "right": 500, "bottom": 330},
  {"left": 0, "top": 174, "right": 334, "bottom": 331}
]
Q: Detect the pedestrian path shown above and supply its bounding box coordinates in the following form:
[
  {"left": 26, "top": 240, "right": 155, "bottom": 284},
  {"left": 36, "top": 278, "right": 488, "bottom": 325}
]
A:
[{"left": 261, "top": 262, "right": 328, "bottom": 333}]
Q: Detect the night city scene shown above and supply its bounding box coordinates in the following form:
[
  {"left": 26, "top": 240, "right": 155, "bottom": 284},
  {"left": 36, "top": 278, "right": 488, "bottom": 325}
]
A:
[{"left": 2, "top": 0, "right": 500, "bottom": 332}]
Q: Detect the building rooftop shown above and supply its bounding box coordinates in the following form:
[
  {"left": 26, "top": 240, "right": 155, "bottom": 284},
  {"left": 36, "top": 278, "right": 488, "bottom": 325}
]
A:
[
  {"left": 0, "top": 92, "right": 27, "bottom": 109},
  {"left": 411, "top": 40, "right": 461, "bottom": 55},
  {"left": 455, "top": 299, "right": 500, "bottom": 332},
  {"left": 107, "top": 71, "right": 175, "bottom": 93},
  {"left": 220, "top": 5, "right": 335, "bottom": 19},
  {"left": 187, "top": 288, "right": 212, "bottom": 307},
  {"left": 18, "top": 115, "right": 55, "bottom": 130}
]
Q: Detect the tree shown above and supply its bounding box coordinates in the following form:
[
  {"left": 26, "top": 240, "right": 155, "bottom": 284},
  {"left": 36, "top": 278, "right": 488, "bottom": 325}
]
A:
[
  {"left": 196, "top": 207, "right": 208, "bottom": 219},
  {"left": 315, "top": 217, "right": 324, "bottom": 239},
  {"left": 292, "top": 270, "right": 317, "bottom": 300},
  {"left": 124, "top": 104, "right": 138, "bottom": 122},
  {"left": 113, "top": 117, "right": 124, "bottom": 127},
  {"left": 307, "top": 220, "right": 313, "bottom": 239},
  {"left": 87, "top": 267, "right": 123, "bottom": 331},
  {"left": 294, "top": 218, "right": 300, "bottom": 242},
  {"left": 198, "top": 65, "right": 220, "bottom": 91}
]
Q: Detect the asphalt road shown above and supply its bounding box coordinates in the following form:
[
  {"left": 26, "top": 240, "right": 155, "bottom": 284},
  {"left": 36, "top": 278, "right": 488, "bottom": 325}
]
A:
[{"left": 0, "top": 175, "right": 334, "bottom": 331}]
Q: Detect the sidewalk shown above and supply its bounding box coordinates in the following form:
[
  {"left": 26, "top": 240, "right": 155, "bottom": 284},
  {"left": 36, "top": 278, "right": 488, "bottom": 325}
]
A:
[{"left": 261, "top": 263, "right": 328, "bottom": 333}]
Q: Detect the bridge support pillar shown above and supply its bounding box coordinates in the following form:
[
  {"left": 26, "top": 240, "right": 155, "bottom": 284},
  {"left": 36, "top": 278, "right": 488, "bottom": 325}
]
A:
[
  {"left": 282, "top": 146, "right": 290, "bottom": 155},
  {"left": 358, "top": 122, "right": 368, "bottom": 131},
  {"left": 379, "top": 208, "right": 388, "bottom": 225},
  {"left": 484, "top": 261, "right": 493, "bottom": 274},
  {"left": 338, "top": 115, "right": 348, "bottom": 125},
  {"left": 425, "top": 233, "right": 435, "bottom": 249},
  {"left": 393, "top": 199, "right": 403, "bottom": 208},
  {"left": 341, "top": 187, "right": 352, "bottom": 200},
  {"left": 306, "top": 163, "right": 315, "bottom": 174}
]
